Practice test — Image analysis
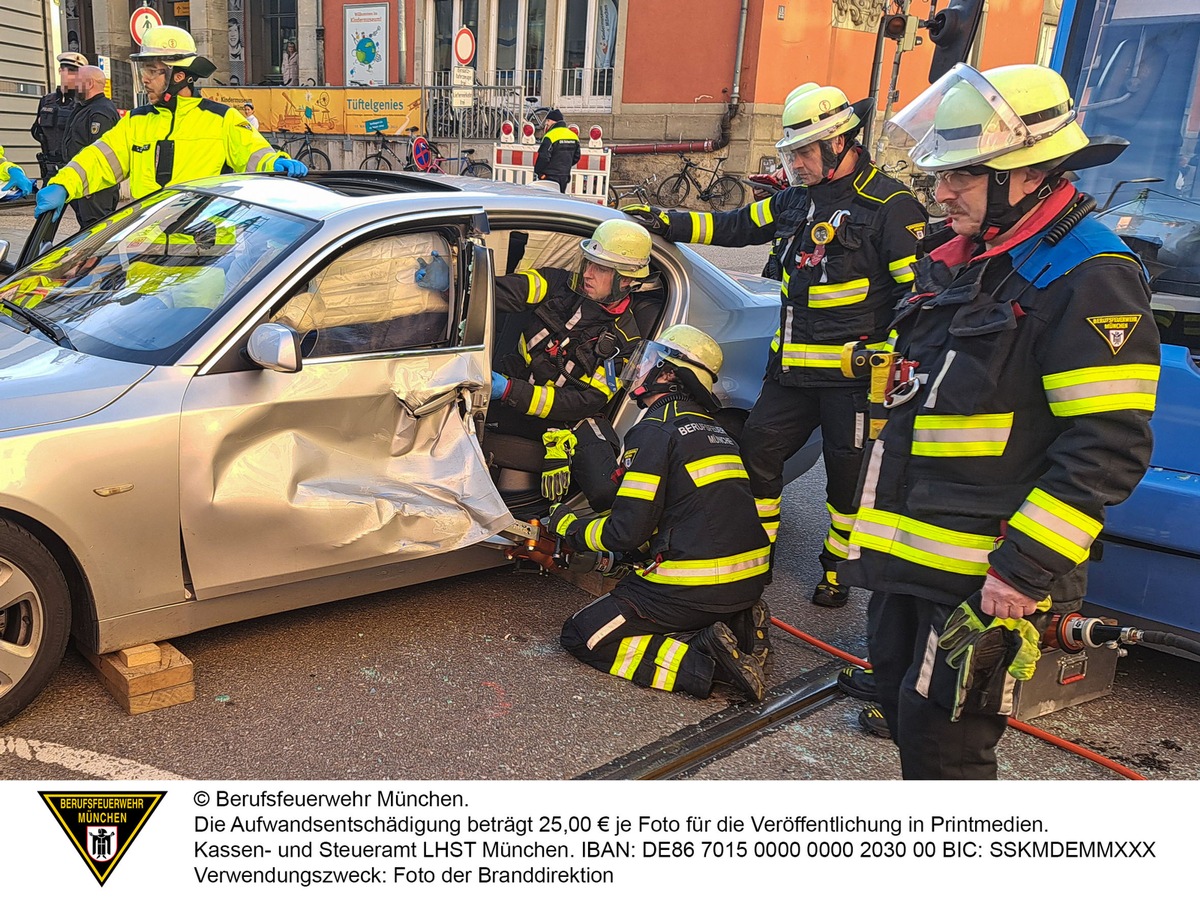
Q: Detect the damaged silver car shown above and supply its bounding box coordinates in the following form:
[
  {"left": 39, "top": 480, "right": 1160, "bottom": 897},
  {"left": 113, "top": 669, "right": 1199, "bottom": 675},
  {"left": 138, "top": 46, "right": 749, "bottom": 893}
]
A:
[{"left": 0, "top": 172, "right": 817, "bottom": 721}]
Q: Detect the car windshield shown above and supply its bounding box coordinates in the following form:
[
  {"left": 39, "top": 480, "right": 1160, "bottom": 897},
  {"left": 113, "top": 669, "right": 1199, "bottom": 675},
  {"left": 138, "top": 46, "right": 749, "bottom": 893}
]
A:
[{"left": 0, "top": 190, "right": 313, "bottom": 365}]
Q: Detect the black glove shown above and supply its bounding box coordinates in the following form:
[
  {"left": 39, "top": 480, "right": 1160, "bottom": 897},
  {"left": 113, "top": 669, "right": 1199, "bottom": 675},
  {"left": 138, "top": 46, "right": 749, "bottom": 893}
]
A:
[
  {"left": 545, "top": 503, "right": 578, "bottom": 539},
  {"left": 623, "top": 204, "right": 673, "bottom": 238}
]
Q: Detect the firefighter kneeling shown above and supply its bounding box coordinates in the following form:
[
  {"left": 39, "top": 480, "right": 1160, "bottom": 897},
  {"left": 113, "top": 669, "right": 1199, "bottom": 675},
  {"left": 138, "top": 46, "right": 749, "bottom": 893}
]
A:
[{"left": 549, "top": 325, "right": 773, "bottom": 701}]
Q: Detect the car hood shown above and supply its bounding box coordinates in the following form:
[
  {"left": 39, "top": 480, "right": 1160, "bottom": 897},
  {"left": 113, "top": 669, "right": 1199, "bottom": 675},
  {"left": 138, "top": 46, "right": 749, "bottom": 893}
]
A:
[{"left": 0, "top": 329, "right": 153, "bottom": 433}]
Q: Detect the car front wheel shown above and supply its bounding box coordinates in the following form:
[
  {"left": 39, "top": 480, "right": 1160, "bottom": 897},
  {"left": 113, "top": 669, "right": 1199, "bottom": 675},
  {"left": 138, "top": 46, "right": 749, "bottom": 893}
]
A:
[{"left": 0, "top": 520, "right": 71, "bottom": 723}]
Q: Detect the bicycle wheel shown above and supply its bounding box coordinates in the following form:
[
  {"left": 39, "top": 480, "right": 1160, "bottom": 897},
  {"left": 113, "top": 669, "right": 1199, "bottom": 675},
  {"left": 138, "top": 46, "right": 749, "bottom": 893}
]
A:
[
  {"left": 297, "top": 148, "right": 331, "bottom": 170},
  {"left": 657, "top": 173, "right": 691, "bottom": 208},
  {"left": 607, "top": 185, "right": 620, "bottom": 208},
  {"left": 360, "top": 153, "right": 391, "bottom": 171},
  {"left": 463, "top": 161, "right": 493, "bottom": 179},
  {"left": 706, "top": 175, "right": 745, "bottom": 211}
]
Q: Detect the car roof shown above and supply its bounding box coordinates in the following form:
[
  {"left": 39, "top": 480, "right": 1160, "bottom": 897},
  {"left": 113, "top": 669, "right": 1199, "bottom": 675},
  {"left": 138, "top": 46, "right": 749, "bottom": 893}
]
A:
[{"left": 177, "top": 171, "right": 610, "bottom": 221}]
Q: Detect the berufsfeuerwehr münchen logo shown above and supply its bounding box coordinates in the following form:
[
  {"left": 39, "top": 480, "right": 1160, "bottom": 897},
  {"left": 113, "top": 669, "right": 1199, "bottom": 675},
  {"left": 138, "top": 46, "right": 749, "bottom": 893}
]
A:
[{"left": 40, "top": 791, "right": 166, "bottom": 885}]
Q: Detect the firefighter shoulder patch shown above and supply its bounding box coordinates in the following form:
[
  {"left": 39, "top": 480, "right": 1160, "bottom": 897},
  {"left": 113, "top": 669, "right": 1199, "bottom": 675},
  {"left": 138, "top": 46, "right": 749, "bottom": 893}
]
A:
[
  {"left": 905, "top": 222, "right": 926, "bottom": 240},
  {"left": 40, "top": 790, "right": 166, "bottom": 885},
  {"left": 90, "top": 121, "right": 102, "bottom": 135},
  {"left": 621, "top": 448, "right": 638, "bottom": 469},
  {"left": 1086, "top": 314, "right": 1141, "bottom": 354}
]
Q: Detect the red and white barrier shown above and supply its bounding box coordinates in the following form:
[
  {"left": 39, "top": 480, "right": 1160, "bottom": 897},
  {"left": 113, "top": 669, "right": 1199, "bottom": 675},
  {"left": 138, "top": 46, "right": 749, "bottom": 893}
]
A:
[{"left": 493, "top": 120, "right": 610, "bottom": 204}]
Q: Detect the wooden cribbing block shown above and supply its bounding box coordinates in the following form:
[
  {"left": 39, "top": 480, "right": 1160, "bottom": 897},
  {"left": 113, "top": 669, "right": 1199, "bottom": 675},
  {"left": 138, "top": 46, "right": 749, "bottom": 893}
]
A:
[
  {"left": 117, "top": 643, "right": 162, "bottom": 668},
  {"left": 83, "top": 641, "right": 195, "bottom": 715}
]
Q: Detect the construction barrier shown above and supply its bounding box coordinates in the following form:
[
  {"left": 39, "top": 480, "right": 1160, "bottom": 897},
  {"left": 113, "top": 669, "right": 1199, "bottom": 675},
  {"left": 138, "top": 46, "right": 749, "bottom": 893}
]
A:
[{"left": 492, "top": 122, "right": 610, "bottom": 205}]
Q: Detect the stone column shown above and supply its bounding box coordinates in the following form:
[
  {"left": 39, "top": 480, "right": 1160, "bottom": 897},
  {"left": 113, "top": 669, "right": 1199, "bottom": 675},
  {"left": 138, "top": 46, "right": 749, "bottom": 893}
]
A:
[
  {"left": 298, "top": 0, "right": 318, "bottom": 84},
  {"left": 191, "top": 0, "right": 232, "bottom": 85}
]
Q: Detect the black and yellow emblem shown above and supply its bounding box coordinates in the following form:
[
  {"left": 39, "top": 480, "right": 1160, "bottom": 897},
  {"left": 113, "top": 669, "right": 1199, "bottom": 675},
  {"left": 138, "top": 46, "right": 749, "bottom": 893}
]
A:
[
  {"left": 905, "top": 222, "right": 926, "bottom": 240},
  {"left": 40, "top": 791, "right": 166, "bottom": 886},
  {"left": 621, "top": 448, "right": 638, "bottom": 468},
  {"left": 811, "top": 221, "right": 837, "bottom": 245},
  {"left": 1086, "top": 314, "right": 1142, "bottom": 354}
]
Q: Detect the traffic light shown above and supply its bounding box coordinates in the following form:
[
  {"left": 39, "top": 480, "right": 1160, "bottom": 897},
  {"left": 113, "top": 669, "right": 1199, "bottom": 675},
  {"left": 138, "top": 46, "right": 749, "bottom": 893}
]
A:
[
  {"left": 928, "top": 0, "right": 986, "bottom": 82},
  {"left": 883, "top": 14, "right": 919, "bottom": 52}
]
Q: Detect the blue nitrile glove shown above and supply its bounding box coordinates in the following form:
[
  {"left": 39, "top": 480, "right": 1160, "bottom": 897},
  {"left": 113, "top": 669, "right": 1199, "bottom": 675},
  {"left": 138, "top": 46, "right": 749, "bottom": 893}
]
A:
[
  {"left": 34, "top": 183, "right": 68, "bottom": 218},
  {"left": 414, "top": 250, "right": 450, "bottom": 291},
  {"left": 274, "top": 157, "right": 308, "bottom": 177},
  {"left": 5, "top": 167, "right": 34, "bottom": 198},
  {"left": 545, "top": 503, "right": 578, "bottom": 538},
  {"left": 490, "top": 371, "right": 509, "bottom": 400}
]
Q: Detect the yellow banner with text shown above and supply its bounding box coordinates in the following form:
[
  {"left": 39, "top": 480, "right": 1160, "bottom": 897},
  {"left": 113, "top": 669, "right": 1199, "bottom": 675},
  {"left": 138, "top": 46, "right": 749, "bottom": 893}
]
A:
[{"left": 204, "top": 87, "right": 423, "bottom": 136}]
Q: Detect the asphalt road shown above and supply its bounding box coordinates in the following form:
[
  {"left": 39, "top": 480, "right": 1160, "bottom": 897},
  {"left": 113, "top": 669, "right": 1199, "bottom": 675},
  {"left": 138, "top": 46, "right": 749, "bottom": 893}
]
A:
[{"left": 0, "top": 207, "right": 1197, "bottom": 784}]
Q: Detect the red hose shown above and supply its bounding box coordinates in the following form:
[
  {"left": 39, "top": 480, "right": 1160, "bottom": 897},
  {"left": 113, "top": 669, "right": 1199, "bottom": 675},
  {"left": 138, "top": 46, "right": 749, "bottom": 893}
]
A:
[{"left": 770, "top": 615, "right": 1147, "bottom": 781}]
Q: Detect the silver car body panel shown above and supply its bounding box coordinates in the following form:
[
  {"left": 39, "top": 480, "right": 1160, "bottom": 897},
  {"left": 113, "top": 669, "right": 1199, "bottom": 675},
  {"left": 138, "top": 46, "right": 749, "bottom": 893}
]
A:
[{"left": 2, "top": 173, "right": 818, "bottom": 659}]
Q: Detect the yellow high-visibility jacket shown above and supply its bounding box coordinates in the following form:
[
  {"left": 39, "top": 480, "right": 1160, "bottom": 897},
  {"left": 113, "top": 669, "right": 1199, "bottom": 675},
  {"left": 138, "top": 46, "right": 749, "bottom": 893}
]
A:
[{"left": 50, "top": 95, "right": 286, "bottom": 201}]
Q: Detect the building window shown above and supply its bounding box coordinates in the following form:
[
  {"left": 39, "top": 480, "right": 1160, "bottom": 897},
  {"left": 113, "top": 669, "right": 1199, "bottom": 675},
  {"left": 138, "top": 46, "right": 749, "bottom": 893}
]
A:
[
  {"left": 560, "top": 0, "right": 616, "bottom": 102},
  {"left": 433, "top": 0, "right": 480, "bottom": 79},
  {"left": 491, "top": 0, "right": 546, "bottom": 96},
  {"left": 249, "top": 0, "right": 297, "bottom": 85}
]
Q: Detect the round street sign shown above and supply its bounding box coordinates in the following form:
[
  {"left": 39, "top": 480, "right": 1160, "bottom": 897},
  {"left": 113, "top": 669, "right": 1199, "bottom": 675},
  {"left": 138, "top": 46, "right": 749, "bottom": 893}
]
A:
[
  {"left": 453, "top": 26, "right": 476, "bottom": 67},
  {"left": 412, "top": 136, "right": 433, "bottom": 171},
  {"left": 130, "top": 6, "right": 163, "bottom": 45}
]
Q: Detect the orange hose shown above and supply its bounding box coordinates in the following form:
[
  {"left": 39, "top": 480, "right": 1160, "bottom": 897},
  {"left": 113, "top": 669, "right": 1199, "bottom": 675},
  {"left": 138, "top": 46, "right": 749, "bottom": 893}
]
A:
[{"left": 770, "top": 615, "right": 1147, "bottom": 781}]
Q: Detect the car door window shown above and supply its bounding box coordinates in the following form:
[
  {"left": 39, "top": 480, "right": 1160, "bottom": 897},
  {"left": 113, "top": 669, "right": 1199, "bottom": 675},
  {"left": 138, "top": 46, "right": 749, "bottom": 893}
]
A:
[{"left": 272, "top": 232, "right": 455, "bottom": 358}]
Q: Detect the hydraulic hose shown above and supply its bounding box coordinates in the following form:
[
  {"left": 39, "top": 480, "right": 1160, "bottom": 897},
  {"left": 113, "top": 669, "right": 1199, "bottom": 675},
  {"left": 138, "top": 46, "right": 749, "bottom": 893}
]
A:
[{"left": 768, "top": 615, "right": 1148, "bottom": 781}]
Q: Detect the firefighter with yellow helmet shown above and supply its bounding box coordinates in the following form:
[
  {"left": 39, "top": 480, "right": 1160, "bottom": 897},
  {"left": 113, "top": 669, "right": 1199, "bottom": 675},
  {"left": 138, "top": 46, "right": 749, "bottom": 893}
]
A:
[
  {"left": 628, "top": 82, "right": 928, "bottom": 609},
  {"left": 548, "top": 324, "right": 773, "bottom": 701},
  {"left": 488, "top": 219, "right": 657, "bottom": 507},
  {"left": 35, "top": 26, "right": 306, "bottom": 219},
  {"left": 837, "top": 64, "right": 1159, "bottom": 778}
]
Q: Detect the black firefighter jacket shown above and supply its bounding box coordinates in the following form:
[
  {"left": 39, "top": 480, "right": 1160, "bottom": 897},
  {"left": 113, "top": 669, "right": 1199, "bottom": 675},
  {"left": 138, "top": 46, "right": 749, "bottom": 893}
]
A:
[
  {"left": 839, "top": 185, "right": 1160, "bottom": 609},
  {"left": 494, "top": 266, "right": 641, "bottom": 427},
  {"left": 565, "top": 396, "right": 771, "bottom": 617},
  {"left": 533, "top": 126, "right": 581, "bottom": 191},
  {"left": 661, "top": 150, "right": 927, "bottom": 388}
]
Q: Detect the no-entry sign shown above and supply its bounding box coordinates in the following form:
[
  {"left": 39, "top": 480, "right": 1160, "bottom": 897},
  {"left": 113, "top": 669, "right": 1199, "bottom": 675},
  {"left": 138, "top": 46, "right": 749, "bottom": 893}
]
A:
[{"left": 453, "top": 27, "right": 476, "bottom": 67}]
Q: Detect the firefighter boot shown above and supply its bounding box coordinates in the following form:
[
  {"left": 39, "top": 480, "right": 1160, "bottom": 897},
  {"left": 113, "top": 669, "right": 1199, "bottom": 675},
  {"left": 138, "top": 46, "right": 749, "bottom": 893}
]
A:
[
  {"left": 811, "top": 570, "right": 850, "bottom": 608},
  {"left": 694, "top": 622, "right": 766, "bottom": 702},
  {"left": 858, "top": 704, "right": 892, "bottom": 739},
  {"left": 750, "top": 600, "right": 773, "bottom": 676},
  {"left": 837, "top": 666, "right": 879, "bottom": 701}
]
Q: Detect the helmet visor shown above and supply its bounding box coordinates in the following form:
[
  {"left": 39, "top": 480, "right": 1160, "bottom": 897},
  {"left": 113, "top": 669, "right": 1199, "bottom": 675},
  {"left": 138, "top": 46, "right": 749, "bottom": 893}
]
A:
[
  {"left": 885, "top": 64, "right": 1033, "bottom": 171},
  {"left": 620, "top": 339, "right": 672, "bottom": 391}
]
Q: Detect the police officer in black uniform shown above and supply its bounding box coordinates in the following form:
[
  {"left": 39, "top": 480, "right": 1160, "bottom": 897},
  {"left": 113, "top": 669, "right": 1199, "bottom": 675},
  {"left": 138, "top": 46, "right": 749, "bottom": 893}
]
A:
[
  {"left": 31, "top": 51, "right": 87, "bottom": 185},
  {"left": 549, "top": 325, "right": 772, "bottom": 701},
  {"left": 63, "top": 65, "right": 119, "bottom": 228},
  {"left": 533, "top": 109, "right": 581, "bottom": 193}
]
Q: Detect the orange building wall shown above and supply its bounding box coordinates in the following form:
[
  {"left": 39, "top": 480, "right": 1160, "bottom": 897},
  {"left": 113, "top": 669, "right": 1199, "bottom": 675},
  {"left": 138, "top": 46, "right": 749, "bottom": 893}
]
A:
[
  {"left": 622, "top": 0, "right": 744, "bottom": 104},
  {"left": 323, "top": 0, "right": 415, "bottom": 86},
  {"left": 744, "top": 0, "right": 1052, "bottom": 111}
]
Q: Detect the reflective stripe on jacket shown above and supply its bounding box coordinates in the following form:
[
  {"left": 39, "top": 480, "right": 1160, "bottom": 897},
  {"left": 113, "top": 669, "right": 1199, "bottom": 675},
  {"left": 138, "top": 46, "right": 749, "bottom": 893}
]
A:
[
  {"left": 840, "top": 188, "right": 1160, "bottom": 608},
  {"left": 50, "top": 95, "right": 284, "bottom": 201},
  {"left": 566, "top": 397, "right": 770, "bottom": 614}
]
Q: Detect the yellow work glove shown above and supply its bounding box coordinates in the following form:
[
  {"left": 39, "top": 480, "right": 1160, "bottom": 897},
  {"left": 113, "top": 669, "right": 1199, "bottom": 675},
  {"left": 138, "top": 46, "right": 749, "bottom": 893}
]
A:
[{"left": 541, "top": 429, "right": 577, "bottom": 501}]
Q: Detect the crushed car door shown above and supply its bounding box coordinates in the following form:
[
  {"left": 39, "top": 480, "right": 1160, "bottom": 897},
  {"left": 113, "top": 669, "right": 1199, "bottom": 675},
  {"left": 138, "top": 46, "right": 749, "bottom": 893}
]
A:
[{"left": 177, "top": 215, "right": 509, "bottom": 599}]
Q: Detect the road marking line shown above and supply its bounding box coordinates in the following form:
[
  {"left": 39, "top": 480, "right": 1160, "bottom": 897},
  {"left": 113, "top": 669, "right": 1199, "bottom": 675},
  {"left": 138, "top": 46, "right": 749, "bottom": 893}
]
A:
[{"left": 0, "top": 736, "right": 184, "bottom": 780}]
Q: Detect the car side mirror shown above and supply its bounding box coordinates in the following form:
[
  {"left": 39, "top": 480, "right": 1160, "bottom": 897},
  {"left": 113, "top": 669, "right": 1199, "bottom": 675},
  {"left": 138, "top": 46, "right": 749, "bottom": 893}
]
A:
[{"left": 247, "top": 322, "right": 303, "bottom": 373}]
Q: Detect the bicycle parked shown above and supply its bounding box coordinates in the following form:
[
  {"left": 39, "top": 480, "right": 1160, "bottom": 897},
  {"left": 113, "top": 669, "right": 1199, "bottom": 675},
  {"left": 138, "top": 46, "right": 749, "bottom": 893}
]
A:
[
  {"left": 360, "top": 127, "right": 420, "bottom": 171},
  {"left": 607, "top": 172, "right": 658, "bottom": 209},
  {"left": 656, "top": 154, "right": 745, "bottom": 211},
  {"left": 272, "top": 124, "right": 331, "bottom": 170},
  {"left": 427, "top": 147, "right": 493, "bottom": 178}
]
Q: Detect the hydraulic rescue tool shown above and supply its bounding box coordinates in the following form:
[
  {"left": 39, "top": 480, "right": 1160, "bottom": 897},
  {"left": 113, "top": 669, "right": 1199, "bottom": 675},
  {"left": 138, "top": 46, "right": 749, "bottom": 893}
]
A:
[
  {"left": 1043, "top": 612, "right": 1200, "bottom": 658},
  {"left": 501, "top": 518, "right": 630, "bottom": 576}
]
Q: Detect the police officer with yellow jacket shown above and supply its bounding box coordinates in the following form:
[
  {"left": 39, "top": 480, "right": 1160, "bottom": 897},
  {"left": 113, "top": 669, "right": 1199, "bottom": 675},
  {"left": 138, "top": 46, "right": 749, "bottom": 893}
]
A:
[
  {"left": 35, "top": 26, "right": 306, "bottom": 219},
  {"left": 549, "top": 325, "right": 773, "bottom": 701},
  {"left": 629, "top": 84, "right": 927, "bottom": 607},
  {"left": 839, "top": 64, "right": 1160, "bottom": 779}
]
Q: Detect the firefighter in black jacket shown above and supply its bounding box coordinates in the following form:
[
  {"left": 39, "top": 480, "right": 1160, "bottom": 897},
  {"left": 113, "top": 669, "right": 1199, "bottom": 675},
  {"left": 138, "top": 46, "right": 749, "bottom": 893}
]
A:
[
  {"left": 549, "top": 325, "right": 772, "bottom": 701},
  {"left": 63, "top": 66, "right": 119, "bottom": 228},
  {"left": 629, "top": 83, "right": 927, "bottom": 607},
  {"left": 489, "top": 220, "right": 651, "bottom": 499},
  {"left": 31, "top": 51, "right": 87, "bottom": 184},
  {"left": 533, "top": 108, "right": 580, "bottom": 192},
  {"left": 840, "top": 64, "right": 1160, "bottom": 779}
]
